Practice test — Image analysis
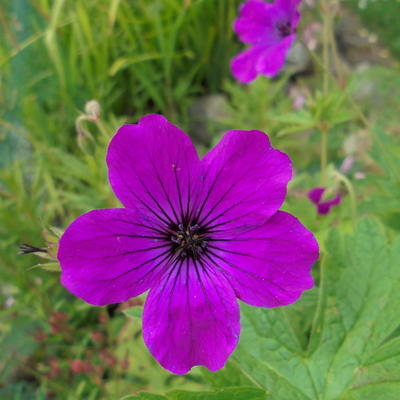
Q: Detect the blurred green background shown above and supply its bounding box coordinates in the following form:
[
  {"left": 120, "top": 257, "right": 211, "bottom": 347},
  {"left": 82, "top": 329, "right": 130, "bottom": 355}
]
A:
[{"left": 1, "top": 0, "right": 400, "bottom": 399}]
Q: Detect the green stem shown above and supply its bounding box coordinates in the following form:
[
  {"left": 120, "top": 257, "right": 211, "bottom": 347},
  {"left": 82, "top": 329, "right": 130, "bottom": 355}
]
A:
[
  {"left": 321, "top": 0, "right": 330, "bottom": 96},
  {"left": 333, "top": 170, "right": 357, "bottom": 224},
  {"left": 320, "top": 124, "right": 328, "bottom": 186},
  {"left": 319, "top": 0, "right": 332, "bottom": 185},
  {"left": 307, "top": 253, "right": 327, "bottom": 356}
]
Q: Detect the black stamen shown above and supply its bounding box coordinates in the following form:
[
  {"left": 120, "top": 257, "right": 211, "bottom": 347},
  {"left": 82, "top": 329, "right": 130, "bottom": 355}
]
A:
[
  {"left": 19, "top": 243, "right": 47, "bottom": 255},
  {"left": 170, "top": 223, "right": 208, "bottom": 260}
]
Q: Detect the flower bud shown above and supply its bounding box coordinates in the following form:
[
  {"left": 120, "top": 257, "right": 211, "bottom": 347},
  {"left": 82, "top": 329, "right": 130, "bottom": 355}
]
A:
[{"left": 84, "top": 100, "right": 101, "bottom": 121}]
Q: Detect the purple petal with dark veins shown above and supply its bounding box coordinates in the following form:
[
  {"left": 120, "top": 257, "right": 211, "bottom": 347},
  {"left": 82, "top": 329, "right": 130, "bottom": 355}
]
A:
[
  {"left": 58, "top": 208, "right": 169, "bottom": 306},
  {"left": 198, "top": 129, "right": 292, "bottom": 232},
  {"left": 209, "top": 211, "right": 318, "bottom": 307},
  {"left": 107, "top": 114, "right": 201, "bottom": 225},
  {"left": 143, "top": 261, "right": 239, "bottom": 374}
]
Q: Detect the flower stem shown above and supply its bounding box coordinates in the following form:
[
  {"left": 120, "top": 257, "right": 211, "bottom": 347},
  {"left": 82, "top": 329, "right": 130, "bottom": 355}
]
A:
[
  {"left": 320, "top": 122, "right": 328, "bottom": 186},
  {"left": 321, "top": 0, "right": 330, "bottom": 95},
  {"left": 320, "top": 0, "right": 331, "bottom": 185},
  {"left": 329, "top": 2, "right": 345, "bottom": 88},
  {"left": 333, "top": 170, "right": 357, "bottom": 224}
]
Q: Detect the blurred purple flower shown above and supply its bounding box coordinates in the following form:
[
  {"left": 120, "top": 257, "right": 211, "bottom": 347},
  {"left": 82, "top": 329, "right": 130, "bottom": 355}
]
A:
[
  {"left": 308, "top": 187, "right": 341, "bottom": 215},
  {"left": 58, "top": 114, "right": 318, "bottom": 374},
  {"left": 231, "top": 0, "right": 302, "bottom": 83}
]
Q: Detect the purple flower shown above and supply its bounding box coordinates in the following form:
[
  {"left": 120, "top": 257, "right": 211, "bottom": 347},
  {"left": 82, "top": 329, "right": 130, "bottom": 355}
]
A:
[
  {"left": 58, "top": 114, "right": 318, "bottom": 374},
  {"left": 231, "top": 0, "right": 302, "bottom": 83},
  {"left": 308, "top": 187, "right": 342, "bottom": 215}
]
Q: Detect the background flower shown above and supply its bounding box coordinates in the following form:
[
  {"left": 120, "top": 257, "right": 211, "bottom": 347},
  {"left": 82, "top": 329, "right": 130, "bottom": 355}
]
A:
[
  {"left": 231, "top": 0, "right": 302, "bottom": 82},
  {"left": 308, "top": 187, "right": 342, "bottom": 215}
]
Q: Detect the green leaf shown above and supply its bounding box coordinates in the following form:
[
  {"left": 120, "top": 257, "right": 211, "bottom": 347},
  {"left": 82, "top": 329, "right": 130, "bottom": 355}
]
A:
[
  {"left": 201, "top": 361, "right": 257, "bottom": 389},
  {"left": 228, "top": 217, "right": 400, "bottom": 400},
  {"left": 109, "top": 54, "right": 161, "bottom": 76},
  {"left": 30, "top": 262, "right": 60, "bottom": 272},
  {"left": 0, "top": 317, "right": 39, "bottom": 382},
  {"left": 121, "top": 394, "right": 166, "bottom": 400},
  {"left": 167, "top": 387, "right": 267, "bottom": 400},
  {"left": 121, "top": 388, "right": 266, "bottom": 400},
  {"left": 123, "top": 306, "right": 143, "bottom": 320},
  {"left": 0, "top": 124, "right": 31, "bottom": 169}
]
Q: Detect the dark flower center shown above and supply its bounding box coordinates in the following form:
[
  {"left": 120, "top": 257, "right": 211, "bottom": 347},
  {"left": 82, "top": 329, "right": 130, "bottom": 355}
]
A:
[
  {"left": 276, "top": 21, "right": 292, "bottom": 37},
  {"left": 170, "top": 223, "right": 208, "bottom": 260}
]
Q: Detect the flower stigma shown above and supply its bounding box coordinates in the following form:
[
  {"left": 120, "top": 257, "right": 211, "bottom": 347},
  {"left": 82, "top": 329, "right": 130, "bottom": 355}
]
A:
[{"left": 171, "top": 223, "right": 208, "bottom": 259}]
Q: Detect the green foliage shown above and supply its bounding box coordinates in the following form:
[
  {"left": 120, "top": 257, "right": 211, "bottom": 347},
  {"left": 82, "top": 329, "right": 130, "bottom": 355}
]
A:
[
  {"left": 348, "top": 0, "right": 400, "bottom": 58},
  {"left": 358, "top": 128, "right": 400, "bottom": 230},
  {"left": 349, "top": 66, "right": 400, "bottom": 131},
  {"left": 1, "top": 0, "right": 241, "bottom": 124},
  {"left": 122, "top": 387, "right": 266, "bottom": 400}
]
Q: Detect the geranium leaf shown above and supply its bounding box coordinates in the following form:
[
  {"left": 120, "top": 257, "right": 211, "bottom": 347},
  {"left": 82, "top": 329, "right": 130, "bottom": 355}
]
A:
[
  {"left": 121, "top": 387, "right": 266, "bottom": 400},
  {"left": 228, "top": 217, "right": 400, "bottom": 400}
]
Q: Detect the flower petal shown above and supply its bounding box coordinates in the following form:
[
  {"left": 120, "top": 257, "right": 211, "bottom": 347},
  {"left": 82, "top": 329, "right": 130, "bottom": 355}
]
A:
[
  {"left": 318, "top": 194, "right": 342, "bottom": 215},
  {"left": 239, "top": 0, "right": 286, "bottom": 26},
  {"left": 208, "top": 211, "right": 318, "bottom": 307},
  {"left": 58, "top": 208, "right": 171, "bottom": 306},
  {"left": 197, "top": 130, "right": 292, "bottom": 233},
  {"left": 143, "top": 263, "right": 239, "bottom": 374},
  {"left": 234, "top": 0, "right": 280, "bottom": 45},
  {"left": 231, "top": 45, "right": 268, "bottom": 83},
  {"left": 257, "top": 34, "right": 295, "bottom": 77},
  {"left": 277, "top": 0, "right": 302, "bottom": 23},
  {"left": 308, "top": 187, "right": 342, "bottom": 215},
  {"left": 308, "top": 187, "right": 324, "bottom": 205},
  {"left": 107, "top": 114, "right": 201, "bottom": 225}
]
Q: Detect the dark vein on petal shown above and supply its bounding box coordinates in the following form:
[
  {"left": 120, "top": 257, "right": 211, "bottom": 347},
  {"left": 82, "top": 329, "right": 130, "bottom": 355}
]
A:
[
  {"left": 110, "top": 218, "right": 170, "bottom": 236},
  {"left": 197, "top": 161, "right": 254, "bottom": 227},
  {"left": 205, "top": 248, "right": 296, "bottom": 295},
  {"left": 194, "top": 166, "right": 224, "bottom": 223},
  {"left": 113, "top": 155, "right": 170, "bottom": 227},
  {"left": 207, "top": 244, "right": 254, "bottom": 258},
  {"left": 202, "top": 195, "right": 258, "bottom": 230},
  {"left": 130, "top": 189, "right": 172, "bottom": 227},
  {"left": 185, "top": 166, "right": 192, "bottom": 224},
  {"left": 205, "top": 207, "right": 263, "bottom": 232},
  {"left": 138, "top": 176, "right": 175, "bottom": 225},
  {"left": 199, "top": 260, "right": 236, "bottom": 336},
  {"left": 116, "top": 233, "right": 167, "bottom": 240},
  {"left": 192, "top": 258, "right": 224, "bottom": 334},
  {"left": 150, "top": 158, "right": 180, "bottom": 223},
  {"left": 166, "top": 258, "right": 185, "bottom": 326},
  {"left": 134, "top": 250, "right": 177, "bottom": 284},
  {"left": 197, "top": 179, "right": 239, "bottom": 227},
  {"left": 211, "top": 237, "right": 304, "bottom": 245},
  {"left": 207, "top": 243, "right": 309, "bottom": 266},
  {"left": 185, "top": 257, "right": 195, "bottom": 362},
  {"left": 173, "top": 165, "right": 185, "bottom": 224},
  {"left": 97, "top": 247, "right": 172, "bottom": 281},
  {"left": 79, "top": 243, "right": 171, "bottom": 261},
  {"left": 202, "top": 251, "right": 285, "bottom": 304}
]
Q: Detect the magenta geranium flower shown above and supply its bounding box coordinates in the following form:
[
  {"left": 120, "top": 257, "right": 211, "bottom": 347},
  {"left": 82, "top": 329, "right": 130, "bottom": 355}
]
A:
[
  {"left": 58, "top": 114, "right": 318, "bottom": 374},
  {"left": 231, "top": 0, "right": 302, "bottom": 83},
  {"left": 308, "top": 187, "right": 341, "bottom": 215}
]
